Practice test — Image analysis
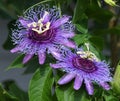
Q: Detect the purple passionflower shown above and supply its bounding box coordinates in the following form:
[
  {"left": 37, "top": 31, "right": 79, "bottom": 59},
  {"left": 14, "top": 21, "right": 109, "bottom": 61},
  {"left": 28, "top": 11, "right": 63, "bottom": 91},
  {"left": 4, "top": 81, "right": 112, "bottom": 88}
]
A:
[
  {"left": 50, "top": 47, "right": 112, "bottom": 95},
  {"left": 10, "top": 4, "right": 76, "bottom": 64}
]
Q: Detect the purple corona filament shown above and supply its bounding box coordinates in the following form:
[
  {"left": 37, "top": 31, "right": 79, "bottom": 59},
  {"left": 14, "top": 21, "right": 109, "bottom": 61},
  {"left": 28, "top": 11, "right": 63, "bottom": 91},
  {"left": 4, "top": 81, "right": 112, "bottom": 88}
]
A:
[
  {"left": 10, "top": 4, "right": 76, "bottom": 64},
  {"left": 50, "top": 48, "right": 112, "bottom": 95}
]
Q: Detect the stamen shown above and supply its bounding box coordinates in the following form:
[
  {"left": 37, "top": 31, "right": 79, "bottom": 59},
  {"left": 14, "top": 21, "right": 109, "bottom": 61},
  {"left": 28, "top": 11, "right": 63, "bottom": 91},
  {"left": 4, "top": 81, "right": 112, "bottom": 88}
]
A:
[
  {"left": 27, "top": 22, "right": 37, "bottom": 27},
  {"left": 27, "top": 11, "right": 50, "bottom": 34},
  {"left": 32, "top": 22, "right": 50, "bottom": 34},
  {"left": 77, "top": 51, "right": 99, "bottom": 61},
  {"left": 76, "top": 43, "right": 99, "bottom": 61}
]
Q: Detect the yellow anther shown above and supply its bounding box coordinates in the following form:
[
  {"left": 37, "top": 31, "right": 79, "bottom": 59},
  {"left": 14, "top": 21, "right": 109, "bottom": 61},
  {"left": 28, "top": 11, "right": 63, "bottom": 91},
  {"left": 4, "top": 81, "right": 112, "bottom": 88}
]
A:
[
  {"left": 27, "top": 11, "right": 50, "bottom": 34},
  {"left": 76, "top": 43, "right": 99, "bottom": 61},
  {"left": 77, "top": 51, "right": 99, "bottom": 61},
  {"left": 45, "top": 22, "right": 50, "bottom": 30},
  {"left": 31, "top": 21, "right": 50, "bottom": 34},
  {"left": 27, "top": 22, "right": 37, "bottom": 27},
  {"left": 32, "top": 22, "right": 37, "bottom": 27},
  {"left": 38, "top": 19, "right": 42, "bottom": 24},
  {"left": 32, "top": 28, "right": 40, "bottom": 34}
]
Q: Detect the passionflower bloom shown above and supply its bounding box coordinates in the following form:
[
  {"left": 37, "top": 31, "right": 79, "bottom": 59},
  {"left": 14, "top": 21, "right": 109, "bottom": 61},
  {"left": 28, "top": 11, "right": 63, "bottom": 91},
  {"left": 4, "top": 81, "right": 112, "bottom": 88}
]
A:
[
  {"left": 10, "top": 4, "right": 75, "bottom": 64},
  {"left": 50, "top": 45, "right": 112, "bottom": 95}
]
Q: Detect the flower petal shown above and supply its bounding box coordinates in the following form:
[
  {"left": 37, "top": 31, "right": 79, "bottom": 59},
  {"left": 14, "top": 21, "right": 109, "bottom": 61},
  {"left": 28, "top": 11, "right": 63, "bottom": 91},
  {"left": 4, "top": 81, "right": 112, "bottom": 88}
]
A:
[
  {"left": 19, "top": 17, "right": 31, "bottom": 28},
  {"left": 52, "top": 16, "right": 70, "bottom": 28},
  {"left": 50, "top": 62, "right": 67, "bottom": 69},
  {"left": 48, "top": 47, "right": 62, "bottom": 60},
  {"left": 10, "top": 47, "right": 20, "bottom": 53},
  {"left": 58, "top": 73, "right": 76, "bottom": 85},
  {"left": 84, "top": 79, "right": 94, "bottom": 95},
  {"left": 51, "top": 51, "right": 61, "bottom": 59},
  {"left": 74, "top": 75, "right": 83, "bottom": 90},
  {"left": 100, "top": 82, "right": 110, "bottom": 90},
  {"left": 22, "top": 54, "right": 34, "bottom": 64},
  {"left": 61, "top": 32, "right": 75, "bottom": 38},
  {"left": 60, "top": 40, "right": 76, "bottom": 48},
  {"left": 38, "top": 51, "right": 46, "bottom": 64}
]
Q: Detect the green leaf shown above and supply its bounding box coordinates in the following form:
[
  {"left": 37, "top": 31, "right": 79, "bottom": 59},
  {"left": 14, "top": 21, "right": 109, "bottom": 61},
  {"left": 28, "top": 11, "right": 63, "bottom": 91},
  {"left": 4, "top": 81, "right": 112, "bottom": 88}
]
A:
[
  {"left": 29, "top": 66, "right": 54, "bottom": 101},
  {"left": 93, "top": 85, "right": 104, "bottom": 99},
  {"left": 89, "top": 36, "right": 104, "bottom": 50},
  {"left": 0, "top": 84, "right": 18, "bottom": 101},
  {"left": 73, "top": 0, "right": 88, "bottom": 34},
  {"left": 7, "top": 54, "right": 40, "bottom": 72},
  {"left": 55, "top": 70, "right": 90, "bottom": 101},
  {"left": 93, "top": 25, "right": 120, "bottom": 35},
  {"left": 102, "top": 90, "right": 120, "bottom": 101},
  {"left": 104, "top": 95, "right": 119, "bottom": 101},
  {"left": 8, "top": 83, "right": 29, "bottom": 101},
  {"left": 7, "top": 54, "right": 55, "bottom": 73},
  {"left": 66, "top": 0, "right": 73, "bottom": 5},
  {"left": 7, "top": 54, "right": 24, "bottom": 70},
  {"left": 104, "top": 0, "right": 117, "bottom": 6},
  {"left": 86, "top": 4, "right": 113, "bottom": 23},
  {"left": 55, "top": 83, "right": 90, "bottom": 101},
  {"left": 73, "top": 34, "right": 91, "bottom": 46},
  {"left": 75, "top": 19, "right": 88, "bottom": 34},
  {"left": 112, "top": 61, "right": 120, "bottom": 94},
  {"left": 7, "top": 54, "right": 39, "bottom": 72},
  {"left": 72, "top": 0, "right": 89, "bottom": 23},
  {"left": 23, "top": 57, "right": 39, "bottom": 74},
  {"left": 23, "top": 55, "right": 55, "bottom": 74}
]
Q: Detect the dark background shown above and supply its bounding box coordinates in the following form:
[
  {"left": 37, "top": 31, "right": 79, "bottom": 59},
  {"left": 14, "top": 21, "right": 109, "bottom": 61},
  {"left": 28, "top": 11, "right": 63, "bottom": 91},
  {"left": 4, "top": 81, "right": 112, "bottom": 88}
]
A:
[{"left": 0, "top": 18, "right": 32, "bottom": 91}]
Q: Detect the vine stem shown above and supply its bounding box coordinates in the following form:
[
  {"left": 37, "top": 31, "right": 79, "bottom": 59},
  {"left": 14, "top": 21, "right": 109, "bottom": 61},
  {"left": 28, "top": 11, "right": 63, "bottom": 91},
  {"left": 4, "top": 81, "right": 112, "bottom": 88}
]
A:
[{"left": 109, "top": 6, "right": 120, "bottom": 67}]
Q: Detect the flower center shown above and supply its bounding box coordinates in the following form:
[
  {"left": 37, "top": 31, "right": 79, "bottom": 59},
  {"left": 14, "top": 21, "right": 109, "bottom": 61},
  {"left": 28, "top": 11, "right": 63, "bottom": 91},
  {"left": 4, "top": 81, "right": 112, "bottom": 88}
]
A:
[
  {"left": 27, "top": 11, "right": 50, "bottom": 34},
  {"left": 72, "top": 57, "right": 97, "bottom": 73},
  {"left": 28, "top": 29, "right": 55, "bottom": 43},
  {"left": 26, "top": 11, "right": 55, "bottom": 43},
  {"left": 76, "top": 51, "right": 99, "bottom": 61}
]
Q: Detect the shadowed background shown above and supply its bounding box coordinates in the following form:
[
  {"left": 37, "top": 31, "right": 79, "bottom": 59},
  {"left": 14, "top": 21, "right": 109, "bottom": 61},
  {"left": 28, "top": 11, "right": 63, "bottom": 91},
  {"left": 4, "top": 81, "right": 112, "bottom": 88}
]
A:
[{"left": 0, "top": 18, "right": 32, "bottom": 91}]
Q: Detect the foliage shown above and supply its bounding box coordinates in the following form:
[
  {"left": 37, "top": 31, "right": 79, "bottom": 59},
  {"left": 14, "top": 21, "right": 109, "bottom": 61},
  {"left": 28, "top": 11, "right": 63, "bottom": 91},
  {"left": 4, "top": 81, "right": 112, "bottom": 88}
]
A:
[{"left": 1, "top": 0, "right": 120, "bottom": 101}]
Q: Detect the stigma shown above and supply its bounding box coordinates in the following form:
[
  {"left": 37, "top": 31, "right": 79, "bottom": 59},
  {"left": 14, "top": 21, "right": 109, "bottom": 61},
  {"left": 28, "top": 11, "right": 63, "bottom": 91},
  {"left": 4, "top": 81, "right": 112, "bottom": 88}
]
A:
[{"left": 27, "top": 11, "right": 50, "bottom": 34}]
